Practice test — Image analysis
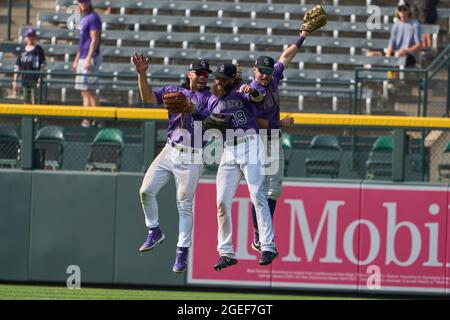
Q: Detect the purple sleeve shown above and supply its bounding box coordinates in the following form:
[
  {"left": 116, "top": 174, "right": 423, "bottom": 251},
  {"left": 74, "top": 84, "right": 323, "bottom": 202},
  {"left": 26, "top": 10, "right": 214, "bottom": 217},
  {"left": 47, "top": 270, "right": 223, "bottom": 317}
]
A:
[
  {"left": 250, "top": 80, "right": 268, "bottom": 96},
  {"left": 193, "top": 94, "right": 213, "bottom": 120},
  {"left": 89, "top": 13, "right": 102, "bottom": 32},
  {"left": 153, "top": 87, "right": 166, "bottom": 105},
  {"left": 207, "top": 95, "right": 218, "bottom": 114},
  {"left": 273, "top": 61, "right": 284, "bottom": 82},
  {"left": 241, "top": 92, "right": 252, "bottom": 103}
]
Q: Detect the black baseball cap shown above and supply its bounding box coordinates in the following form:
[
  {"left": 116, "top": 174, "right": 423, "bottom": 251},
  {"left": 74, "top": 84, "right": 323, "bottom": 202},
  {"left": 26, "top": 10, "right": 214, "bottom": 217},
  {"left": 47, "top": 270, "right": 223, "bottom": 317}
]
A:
[
  {"left": 24, "top": 27, "right": 36, "bottom": 37},
  {"left": 213, "top": 63, "right": 237, "bottom": 80},
  {"left": 255, "top": 56, "right": 275, "bottom": 70},
  {"left": 189, "top": 58, "right": 212, "bottom": 73}
]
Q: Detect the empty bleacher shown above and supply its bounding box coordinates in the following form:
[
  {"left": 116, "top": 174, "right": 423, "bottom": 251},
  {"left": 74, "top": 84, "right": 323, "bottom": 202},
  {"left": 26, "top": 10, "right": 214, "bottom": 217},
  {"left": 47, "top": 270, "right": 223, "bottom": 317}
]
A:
[{"left": 0, "top": 0, "right": 448, "bottom": 113}]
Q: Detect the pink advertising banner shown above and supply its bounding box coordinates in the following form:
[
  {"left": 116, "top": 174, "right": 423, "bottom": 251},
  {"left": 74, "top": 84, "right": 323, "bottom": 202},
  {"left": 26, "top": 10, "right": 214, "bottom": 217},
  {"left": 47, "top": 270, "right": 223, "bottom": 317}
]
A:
[
  {"left": 359, "top": 184, "right": 448, "bottom": 294},
  {"left": 447, "top": 189, "right": 450, "bottom": 295},
  {"left": 188, "top": 179, "right": 450, "bottom": 294}
]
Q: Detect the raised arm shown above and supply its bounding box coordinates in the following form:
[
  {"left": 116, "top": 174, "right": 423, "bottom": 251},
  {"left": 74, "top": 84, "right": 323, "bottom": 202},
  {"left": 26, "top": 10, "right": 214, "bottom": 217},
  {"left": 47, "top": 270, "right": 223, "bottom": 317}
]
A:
[
  {"left": 131, "top": 53, "right": 157, "bottom": 104},
  {"left": 278, "top": 30, "right": 309, "bottom": 67}
]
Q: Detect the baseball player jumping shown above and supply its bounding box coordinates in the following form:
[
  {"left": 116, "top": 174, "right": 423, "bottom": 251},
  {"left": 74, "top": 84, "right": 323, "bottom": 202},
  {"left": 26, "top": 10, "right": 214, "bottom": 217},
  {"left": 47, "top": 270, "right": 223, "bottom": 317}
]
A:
[
  {"left": 131, "top": 54, "right": 212, "bottom": 273},
  {"left": 249, "top": 5, "right": 327, "bottom": 253},
  {"left": 203, "top": 62, "right": 278, "bottom": 270}
]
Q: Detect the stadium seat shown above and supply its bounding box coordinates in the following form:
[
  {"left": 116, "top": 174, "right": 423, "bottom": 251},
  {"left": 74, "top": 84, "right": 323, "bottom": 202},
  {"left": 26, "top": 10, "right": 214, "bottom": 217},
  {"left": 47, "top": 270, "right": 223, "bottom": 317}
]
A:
[
  {"left": 365, "top": 135, "right": 393, "bottom": 180},
  {"left": 281, "top": 132, "right": 293, "bottom": 177},
  {"left": 85, "top": 128, "right": 124, "bottom": 172},
  {"left": 34, "top": 126, "right": 65, "bottom": 170},
  {"left": 54, "top": 0, "right": 450, "bottom": 22},
  {"left": 0, "top": 125, "right": 21, "bottom": 168},
  {"left": 25, "top": 27, "right": 391, "bottom": 52},
  {"left": 0, "top": 41, "right": 405, "bottom": 71},
  {"left": 305, "top": 134, "right": 341, "bottom": 178},
  {"left": 438, "top": 141, "right": 450, "bottom": 181},
  {"left": 36, "top": 11, "right": 440, "bottom": 38}
]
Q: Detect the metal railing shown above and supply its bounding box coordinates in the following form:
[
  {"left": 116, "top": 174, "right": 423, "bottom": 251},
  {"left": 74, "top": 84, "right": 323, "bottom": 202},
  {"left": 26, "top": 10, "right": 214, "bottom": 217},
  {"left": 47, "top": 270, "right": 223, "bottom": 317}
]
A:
[
  {"left": 0, "top": 68, "right": 355, "bottom": 111},
  {"left": 5, "top": 0, "right": 31, "bottom": 40},
  {"left": 353, "top": 44, "right": 450, "bottom": 116},
  {"left": 1, "top": 107, "right": 450, "bottom": 183}
]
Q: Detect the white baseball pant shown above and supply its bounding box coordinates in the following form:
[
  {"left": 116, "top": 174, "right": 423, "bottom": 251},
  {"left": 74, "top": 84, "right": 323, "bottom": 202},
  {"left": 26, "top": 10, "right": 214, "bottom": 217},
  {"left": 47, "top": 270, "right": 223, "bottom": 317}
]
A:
[
  {"left": 263, "top": 137, "right": 284, "bottom": 200},
  {"left": 139, "top": 142, "right": 203, "bottom": 248},
  {"left": 216, "top": 134, "right": 277, "bottom": 257}
]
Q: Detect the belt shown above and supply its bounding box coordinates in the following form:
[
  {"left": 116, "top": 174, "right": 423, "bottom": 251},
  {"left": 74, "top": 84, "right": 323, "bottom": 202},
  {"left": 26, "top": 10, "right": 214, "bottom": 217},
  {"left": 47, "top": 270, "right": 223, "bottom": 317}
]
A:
[
  {"left": 168, "top": 140, "right": 200, "bottom": 154},
  {"left": 224, "top": 135, "right": 256, "bottom": 147}
]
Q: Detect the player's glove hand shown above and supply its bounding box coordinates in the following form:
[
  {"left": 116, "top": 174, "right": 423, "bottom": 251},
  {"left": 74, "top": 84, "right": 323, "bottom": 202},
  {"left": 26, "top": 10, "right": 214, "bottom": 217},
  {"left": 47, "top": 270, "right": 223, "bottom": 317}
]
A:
[
  {"left": 203, "top": 113, "right": 232, "bottom": 137},
  {"left": 300, "top": 5, "right": 327, "bottom": 34},
  {"left": 162, "top": 92, "right": 195, "bottom": 114}
]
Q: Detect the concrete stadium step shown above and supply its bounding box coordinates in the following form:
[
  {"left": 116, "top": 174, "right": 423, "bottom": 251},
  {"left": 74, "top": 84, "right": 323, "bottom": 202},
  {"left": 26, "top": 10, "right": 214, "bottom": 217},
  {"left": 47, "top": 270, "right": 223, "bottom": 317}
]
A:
[{"left": 394, "top": 101, "right": 448, "bottom": 117}]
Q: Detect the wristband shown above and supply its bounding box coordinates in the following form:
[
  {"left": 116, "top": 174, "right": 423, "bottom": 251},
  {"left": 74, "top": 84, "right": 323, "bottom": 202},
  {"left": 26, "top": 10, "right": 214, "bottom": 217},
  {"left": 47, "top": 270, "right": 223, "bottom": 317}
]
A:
[{"left": 294, "top": 35, "right": 306, "bottom": 49}]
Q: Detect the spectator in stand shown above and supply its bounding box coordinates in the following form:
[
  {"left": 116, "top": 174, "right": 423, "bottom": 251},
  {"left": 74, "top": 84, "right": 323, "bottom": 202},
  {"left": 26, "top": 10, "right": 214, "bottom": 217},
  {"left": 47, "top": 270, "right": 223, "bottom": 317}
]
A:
[
  {"left": 72, "top": 0, "right": 102, "bottom": 127},
  {"left": 12, "top": 27, "right": 46, "bottom": 104},
  {"left": 367, "top": 1, "right": 423, "bottom": 68},
  {"left": 412, "top": 0, "right": 439, "bottom": 50}
]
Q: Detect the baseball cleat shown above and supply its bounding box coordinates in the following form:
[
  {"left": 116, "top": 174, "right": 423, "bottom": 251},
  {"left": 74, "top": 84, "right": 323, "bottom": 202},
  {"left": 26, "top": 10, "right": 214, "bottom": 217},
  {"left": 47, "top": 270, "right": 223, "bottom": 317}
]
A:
[
  {"left": 251, "top": 241, "right": 262, "bottom": 254},
  {"left": 214, "top": 256, "right": 238, "bottom": 271},
  {"left": 259, "top": 250, "right": 279, "bottom": 266},
  {"left": 173, "top": 247, "right": 189, "bottom": 273},
  {"left": 139, "top": 226, "right": 166, "bottom": 252}
]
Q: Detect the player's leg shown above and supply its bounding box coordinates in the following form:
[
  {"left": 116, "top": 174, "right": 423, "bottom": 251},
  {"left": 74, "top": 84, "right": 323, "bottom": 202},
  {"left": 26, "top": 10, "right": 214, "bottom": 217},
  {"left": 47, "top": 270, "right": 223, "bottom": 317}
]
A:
[
  {"left": 214, "top": 149, "right": 242, "bottom": 271},
  {"left": 87, "top": 90, "right": 99, "bottom": 107},
  {"left": 251, "top": 136, "right": 283, "bottom": 252},
  {"left": 80, "top": 91, "right": 91, "bottom": 127},
  {"left": 87, "top": 55, "right": 101, "bottom": 108},
  {"left": 171, "top": 151, "right": 203, "bottom": 272},
  {"left": 138, "top": 145, "right": 172, "bottom": 252},
  {"left": 266, "top": 138, "right": 284, "bottom": 213},
  {"left": 242, "top": 136, "right": 277, "bottom": 265}
]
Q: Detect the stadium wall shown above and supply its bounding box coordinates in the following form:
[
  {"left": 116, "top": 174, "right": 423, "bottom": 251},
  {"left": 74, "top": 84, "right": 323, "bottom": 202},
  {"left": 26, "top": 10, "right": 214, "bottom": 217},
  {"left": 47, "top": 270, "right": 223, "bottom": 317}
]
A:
[{"left": 1, "top": 170, "right": 450, "bottom": 296}]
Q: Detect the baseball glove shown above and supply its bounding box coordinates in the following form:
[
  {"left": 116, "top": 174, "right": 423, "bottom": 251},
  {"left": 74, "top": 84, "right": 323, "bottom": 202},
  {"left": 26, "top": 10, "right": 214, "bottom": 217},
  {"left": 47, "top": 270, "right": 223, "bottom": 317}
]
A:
[
  {"left": 203, "top": 113, "right": 232, "bottom": 136},
  {"left": 300, "top": 5, "right": 327, "bottom": 33},
  {"left": 162, "top": 92, "right": 195, "bottom": 113}
]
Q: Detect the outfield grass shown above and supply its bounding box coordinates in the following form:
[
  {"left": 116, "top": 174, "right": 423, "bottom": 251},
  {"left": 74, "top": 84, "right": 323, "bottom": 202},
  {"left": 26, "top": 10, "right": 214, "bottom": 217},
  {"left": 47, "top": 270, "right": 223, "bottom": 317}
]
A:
[{"left": 0, "top": 284, "right": 362, "bottom": 300}]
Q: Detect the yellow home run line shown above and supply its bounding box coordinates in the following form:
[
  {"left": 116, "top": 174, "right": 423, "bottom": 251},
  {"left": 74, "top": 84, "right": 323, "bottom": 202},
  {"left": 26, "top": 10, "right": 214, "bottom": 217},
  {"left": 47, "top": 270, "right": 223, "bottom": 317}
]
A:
[
  {"left": 285, "top": 113, "right": 450, "bottom": 128},
  {"left": 1, "top": 104, "right": 450, "bottom": 128},
  {"left": 0, "top": 104, "right": 117, "bottom": 118}
]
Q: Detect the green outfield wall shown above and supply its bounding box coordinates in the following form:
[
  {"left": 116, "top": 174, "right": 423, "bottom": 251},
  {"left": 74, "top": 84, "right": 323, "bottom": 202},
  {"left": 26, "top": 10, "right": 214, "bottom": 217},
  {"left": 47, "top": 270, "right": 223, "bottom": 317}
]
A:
[{"left": 0, "top": 169, "right": 185, "bottom": 287}]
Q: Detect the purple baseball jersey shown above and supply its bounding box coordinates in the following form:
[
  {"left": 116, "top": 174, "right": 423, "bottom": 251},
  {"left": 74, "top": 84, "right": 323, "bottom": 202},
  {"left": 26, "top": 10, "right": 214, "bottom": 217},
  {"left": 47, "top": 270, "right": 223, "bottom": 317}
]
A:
[
  {"left": 154, "top": 86, "right": 212, "bottom": 148},
  {"left": 250, "top": 61, "right": 284, "bottom": 130},
  {"left": 78, "top": 11, "right": 102, "bottom": 59},
  {"left": 207, "top": 81, "right": 259, "bottom": 137}
]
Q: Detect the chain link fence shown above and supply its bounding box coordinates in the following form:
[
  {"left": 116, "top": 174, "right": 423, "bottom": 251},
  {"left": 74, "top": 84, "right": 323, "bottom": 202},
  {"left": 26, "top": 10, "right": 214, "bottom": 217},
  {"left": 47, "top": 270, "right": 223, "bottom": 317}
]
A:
[
  {"left": 3, "top": 113, "right": 450, "bottom": 184},
  {"left": 282, "top": 125, "right": 430, "bottom": 182},
  {"left": 28, "top": 117, "right": 145, "bottom": 172},
  {"left": 0, "top": 117, "right": 21, "bottom": 169}
]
